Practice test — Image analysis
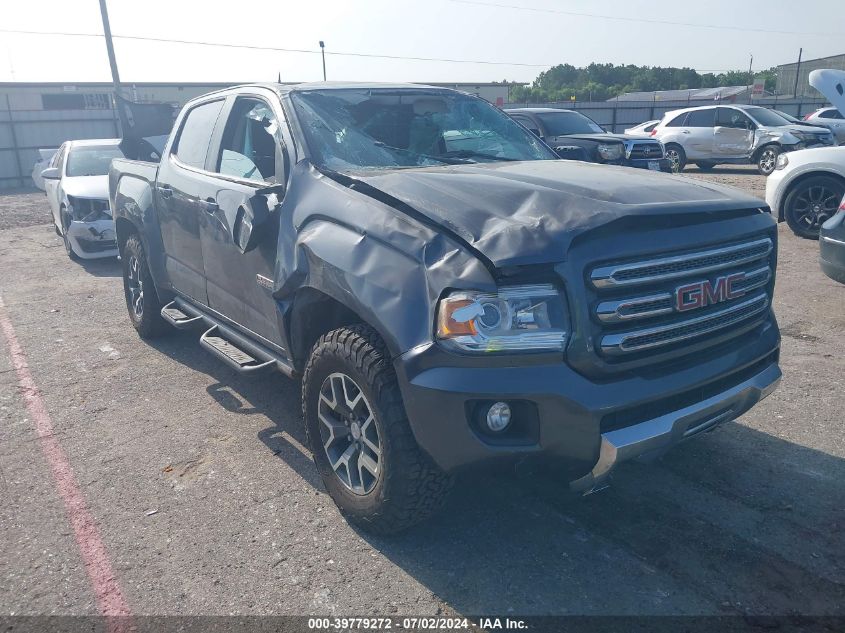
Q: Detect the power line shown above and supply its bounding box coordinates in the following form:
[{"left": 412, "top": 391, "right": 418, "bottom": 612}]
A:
[
  {"left": 449, "top": 0, "right": 840, "bottom": 37},
  {"left": 0, "top": 27, "right": 780, "bottom": 74},
  {"left": 0, "top": 28, "right": 549, "bottom": 67}
]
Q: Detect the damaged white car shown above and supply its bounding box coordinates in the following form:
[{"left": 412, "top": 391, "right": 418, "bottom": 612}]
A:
[
  {"left": 652, "top": 104, "right": 836, "bottom": 175},
  {"left": 41, "top": 139, "right": 124, "bottom": 260}
]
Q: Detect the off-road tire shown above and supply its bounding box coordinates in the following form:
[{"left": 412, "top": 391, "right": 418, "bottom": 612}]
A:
[
  {"left": 122, "top": 234, "right": 168, "bottom": 339},
  {"left": 665, "top": 144, "right": 687, "bottom": 172},
  {"left": 303, "top": 325, "right": 452, "bottom": 534}
]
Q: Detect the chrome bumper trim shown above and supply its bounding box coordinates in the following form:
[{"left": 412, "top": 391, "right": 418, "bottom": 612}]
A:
[{"left": 570, "top": 362, "right": 781, "bottom": 494}]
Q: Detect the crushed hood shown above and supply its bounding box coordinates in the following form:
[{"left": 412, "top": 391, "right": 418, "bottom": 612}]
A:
[
  {"left": 62, "top": 175, "right": 109, "bottom": 200},
  {"left": 348, "top": 160, "right": 765, "bottom": 268}
]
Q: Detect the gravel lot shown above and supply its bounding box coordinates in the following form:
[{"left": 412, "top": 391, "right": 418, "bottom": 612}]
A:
[{"left": 0, "top": 170, "right": 843, "bottom": 623}]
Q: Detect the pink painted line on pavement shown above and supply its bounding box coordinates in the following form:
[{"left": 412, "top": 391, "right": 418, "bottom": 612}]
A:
[{"left": 0, "top": 294, "right": 132, "bottom": 632}]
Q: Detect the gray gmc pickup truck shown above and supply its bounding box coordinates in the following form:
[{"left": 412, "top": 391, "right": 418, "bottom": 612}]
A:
[{"left": 110, "top": 82, "right": 781, "bottom": 533}]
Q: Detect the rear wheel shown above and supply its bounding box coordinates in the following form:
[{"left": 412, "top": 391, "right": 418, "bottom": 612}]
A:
[
  {"left": 664, "top": 144, "right": 686, "bottom": 172},
  {"left": 757, "top": 145, "right": 781, "bottom": 176},
  {"left": 303, "top": 325, "right": 452, "bottom": 534},
  {"left": 122, "top": 234, "right": 168, "bottom": 338},
  {"left": 784, "top": 175, "right": 845, "bottom": 239}
]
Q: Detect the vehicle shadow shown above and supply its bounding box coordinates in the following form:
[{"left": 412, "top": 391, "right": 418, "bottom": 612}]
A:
[
  {"left": 145, "top": 329, "right": 322, "bottom": 490},
  {"left": 78, "top": 256, "right": 121, "bottom": 278},
  {"left": 142, "top": 330, "right": 845, "bottom": 616},
  {"left": 683, "top": 166, "right": 761, "bottom": 176}
]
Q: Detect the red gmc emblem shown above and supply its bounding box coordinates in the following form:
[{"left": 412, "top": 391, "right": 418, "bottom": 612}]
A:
[{"left": 675, "top": 273, "right": 746, "bottom": 312}]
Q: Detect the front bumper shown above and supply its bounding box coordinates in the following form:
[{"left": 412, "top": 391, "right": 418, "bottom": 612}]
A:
[
  {"left": 820, "top": 214, "right": 845, "bottom": 283},
  {"left": 621, "top": 157, "right": 672, "bottom": 172},
  {"left": 396, "top": 321, "right": 780, "bottom": 481},
  {"left": 570, "top": 362, "right": 780, "bottom": 493},
  {"left": 764, "top": 168, "right": 787, "bottom": 220},
  {"left": 65, "top": 218, "right": 118, "bottom": 259}
]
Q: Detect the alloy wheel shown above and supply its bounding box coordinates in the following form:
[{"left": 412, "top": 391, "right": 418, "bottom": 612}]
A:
[
  {"left": 126, "top": 255, "right": 144, "bottom": 319},
  {"left": 666, "top": 148, "right": 681, "bottom": 172},
  {"left": 317, "top": 372, "right": 381, "bottom": 495},
  {"left": 792, "top": 184, "right": 841, "bottom": 231},
  {"left": 759, "top": 148, "right": 778, "bottom": 174}
]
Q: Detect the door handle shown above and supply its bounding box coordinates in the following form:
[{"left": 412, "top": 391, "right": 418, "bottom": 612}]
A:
[
  {"left": 156, "top": 184, "right": 173, "bottom": 199},
  {"left": 681, "top": 130, "right": 691, "bottom": 134},
  {"left": 203, "top": 199, "right": 219, "bottom": 214}
]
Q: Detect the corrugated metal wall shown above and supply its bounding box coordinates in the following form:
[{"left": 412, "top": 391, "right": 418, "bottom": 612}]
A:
[{"left": 0, "top": 101, "right": 119, "bottom": 189}]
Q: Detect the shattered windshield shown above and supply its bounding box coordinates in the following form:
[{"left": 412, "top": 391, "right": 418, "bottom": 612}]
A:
[{"left": 291, "top": 88, "right": 557, "bottom": 171}]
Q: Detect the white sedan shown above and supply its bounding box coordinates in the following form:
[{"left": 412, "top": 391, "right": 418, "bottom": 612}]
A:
[
  {"left": 41, "top": 139, "right": 124, "bottom": 259},
  {"left": 765, "top": 146, "right": 845, "bottom": 238}
]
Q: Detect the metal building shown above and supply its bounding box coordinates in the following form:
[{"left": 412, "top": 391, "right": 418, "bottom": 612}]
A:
[{"left": 777, "top": 54, "right": 845, "bottom": 97}]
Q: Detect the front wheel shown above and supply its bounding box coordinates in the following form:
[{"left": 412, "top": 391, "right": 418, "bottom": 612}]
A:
[
  {"left": 303, "top": 325, "right": 452, "bottom": 534},
  {"left": 664, "top": 144, "right": 687, "bottom": 172},
  {"left": 757, "top": 145, "right": 781, "bottom": 176},
  {"left": 60, "top": 207, "right": 78, "bottom": 261},
  {"left": 784, "top": 175, "right": 845, "bottom": 239},
  {"left": 122, "top": 234, "right": 168, "bottom": 338}
]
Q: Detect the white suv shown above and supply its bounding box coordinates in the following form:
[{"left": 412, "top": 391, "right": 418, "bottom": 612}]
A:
[{"left": 652, "top": 104, "right": 835, "bottom": 175}]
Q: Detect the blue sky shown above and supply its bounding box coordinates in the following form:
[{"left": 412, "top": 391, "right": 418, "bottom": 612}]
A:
[{"left": 1, "top": 0, "right": 843, "bottom": 84}]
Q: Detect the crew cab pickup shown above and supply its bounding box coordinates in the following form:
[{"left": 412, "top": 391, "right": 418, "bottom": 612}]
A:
[{"left": 110, "top": 83, "right": 781, "bottom": 533}]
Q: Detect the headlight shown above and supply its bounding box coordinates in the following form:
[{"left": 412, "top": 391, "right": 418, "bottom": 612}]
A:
[
  {"left": 436, "top": 284, "right": 569, "bottom": 353},
  {"left": 775, "top": 153, "right": 789, "bottom": 170},
  {"left": 597, "top": 144, "right": 624, "bottom": 161}
]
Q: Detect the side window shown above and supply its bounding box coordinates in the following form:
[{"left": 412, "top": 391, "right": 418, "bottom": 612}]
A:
[
  {"left": 717, "top": 108, "right": 753, "bottom": 129},
  {"left": 172, "top": 100, "right": 225, "bottom": 169},
  {"left": 826, "top": 109, "right": 843, "bottom": 120},
  {"left": 215, "top": 98, "right": 280, "bottom": 183},
  {"left": 685, "top": 109, "right": 716, "bottom": 127},
  {"left": 664, "top": 113, "right": 687, "bottom": 127},
  {"left": 511, "top": 115, "right": 541, "bottom": 137}
]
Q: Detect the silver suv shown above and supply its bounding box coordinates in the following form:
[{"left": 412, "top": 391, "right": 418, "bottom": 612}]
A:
[{"left": 652, "top": 104, "right": 836, "bottom": 174}]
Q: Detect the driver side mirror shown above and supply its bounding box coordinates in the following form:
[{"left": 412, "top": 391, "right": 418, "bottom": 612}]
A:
[
  {"left": 41, "top": 167, "right": 60, "bottom": 180},
  {"left": 233, "top": 194, "right": 270, "bottom": 254}
]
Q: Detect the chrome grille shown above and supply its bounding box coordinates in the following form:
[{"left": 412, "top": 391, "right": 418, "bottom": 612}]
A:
[
  {"left": 625, "top": 141, "right": 664, "bottom": 160},
  {"left": 590, "top": 236, "right": 774, "bottom": 358},
  {"left": 600, "top": 294, "right": 769, "bottom": 355},
  {"left": 591, "top": 238, "right": 772, "bottom": 289}
]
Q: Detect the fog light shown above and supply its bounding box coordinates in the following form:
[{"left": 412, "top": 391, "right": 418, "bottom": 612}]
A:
[{"left": 486, "top": 402, "right": 512, "bottom": 432}]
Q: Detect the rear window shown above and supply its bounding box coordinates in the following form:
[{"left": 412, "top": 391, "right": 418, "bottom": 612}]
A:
[
  {"left": 685, "top": 109, "right": 715, "bottom": 127},
  {"left": 173, "top": 100, "right": 225, "bottom": 169},
  {"left": 664, "top": 113, "right": 687, "bottom": 127},
  {"left": 535, "top": 111, "right": 604, "bottom": 135}
]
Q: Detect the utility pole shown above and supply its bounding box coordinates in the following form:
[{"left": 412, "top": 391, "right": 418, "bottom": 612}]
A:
[
  {"left": 793, "top": 48, "right": 803, "bottom": 98},
  {"left": 748, "top": 53, "right": 753, "bottom": 103},
  {"left": 98, "top": 0, "right": 124, "bottom": 134},
  {"left": 319, "top": 41, "right": 326, "bottom": 81}
]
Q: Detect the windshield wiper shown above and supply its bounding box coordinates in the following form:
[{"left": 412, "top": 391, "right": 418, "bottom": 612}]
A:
[
  {"left": 442, "top": 150, "right": 517, "bottom": 162},
  {"left": 373, "top": 142, "right": 470, "bottom": 165}
]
